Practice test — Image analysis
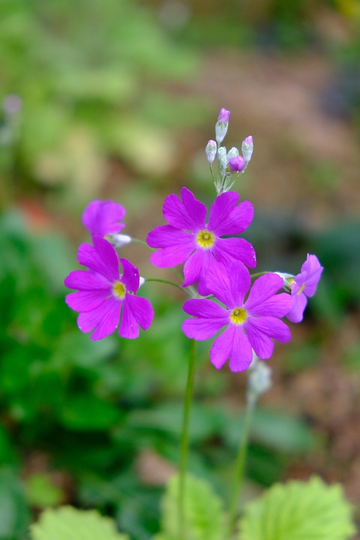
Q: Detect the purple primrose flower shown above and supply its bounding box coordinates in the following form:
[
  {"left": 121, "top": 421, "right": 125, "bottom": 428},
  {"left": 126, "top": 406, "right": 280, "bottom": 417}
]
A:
[
  {"left": 182, "top": 262, "right": 292, "bottom": 372},
  {"left": 286, "top": 254, "right": 323, "bottom": 323},
  {"left": 64, "top": 236, "right": 154, "bottom": 340},
  {"left": 82, "top": 200, "right": 126, "bottom": 238},
  {"left": 146, "top": 187, "right": 256, "bottom": 296}
]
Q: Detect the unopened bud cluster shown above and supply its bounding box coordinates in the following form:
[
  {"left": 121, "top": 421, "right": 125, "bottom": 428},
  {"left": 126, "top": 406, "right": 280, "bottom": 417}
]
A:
[{"left": 205, "top": 108, "right": 254, "bottom": 195}]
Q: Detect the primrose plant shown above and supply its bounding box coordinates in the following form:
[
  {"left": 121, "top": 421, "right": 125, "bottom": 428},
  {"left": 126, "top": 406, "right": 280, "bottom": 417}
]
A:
[{"left": 61, "top": 109, "right": 354, "bottom": 540}]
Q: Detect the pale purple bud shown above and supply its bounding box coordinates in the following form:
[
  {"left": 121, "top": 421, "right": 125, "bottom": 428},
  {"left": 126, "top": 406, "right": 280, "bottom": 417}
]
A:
[
  {"left": 205, "top": 139, "right": 217, "bottom": 164},
  {"left": 139, "top": 277, "right": 145, "bottom": 288},
  {"left": 228, "top": 155, "right": 246, "bottom": 173},
  {"left": 217, "top": 108, "right": 230, "bottom": 123},
  {"left": 215, "top": 108, "right": 230, "bottom": 144},
  {"left": 242, "top": 136, "right": 253, "bottom": 162}
]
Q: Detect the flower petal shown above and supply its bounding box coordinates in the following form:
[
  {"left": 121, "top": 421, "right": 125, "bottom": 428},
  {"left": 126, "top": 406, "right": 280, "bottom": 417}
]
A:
[
  {"left": 82, "top": 200, "right": 126, "bottom": 237},
  {"left": 77, "top": 297, "right": 121, "bottom": 340},
  {"left": 182, "top": 299, "right": 228, "bottom": 340},
  {"left": 163, "top": 187, "right": 207, "bottom": 231},
  {"left": 147, "top": 225, "right": 191, "bottom": 248},
  {"left": 147, "top": 226, "right": 194, "bottom": 267},
  {"left": 211, "top": 324, "right": 253, "bottom": 372},
  {"left": 64, "top": 269, "right": 110, "bottom": 291},
  {"left": 208, "top": 193, "right": 254, "bottom": 236},
  {"left": 118, "top": 299, "right": 140, "bottom": 339},
  {"left": 286, "top": 293, "right": 308, "bottom": 323},
  {"left": 245, "top": 274, "right": 291, "bottom": 316},
  {"left": 78, "top": 236, "right": 119, "bottom": 282},
  {"left": 183, "top": 298, "right": 229, "bottom": 319},
  {"left": 66, "top": 289, "right": 109, "bottom": 312},
  {"left": 228, "top": 327, "right": 253, "bottom": 372},
  {"left": 209, "top": 326, "right": 235, "bottom": 369},
  {"left": 206, "top": 261, "right": 250, "bottom": 307},
  {"left": 245, "top": 317, "right": 291, "bottom": 358},
  {"left": 213, "top": 237, "right": 256, "bottom": 268},
  {"left": 125, "top": 294, "right": 154, "bottom": 331},
  {"left": 183, "top": 248, "right": 203, "bottom": 289},
  {"left": 119, "top": 258, "right": 139, "bottom": 293}
]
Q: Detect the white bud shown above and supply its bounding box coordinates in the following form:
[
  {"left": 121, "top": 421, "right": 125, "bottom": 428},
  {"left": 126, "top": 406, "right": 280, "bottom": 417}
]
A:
[
  {"left": 227, "top": 146, "right": 239, "bottom": 159},
  {"left": 108, "top": 234, "right": 132, "bottom": 248},
  {"left": 205, "top": 139, "right": 217, "bottom": 164},
  {"left": 273, "top": 272, "right": 294, "bottom": 291},
  {"left": 247, "top": 354, "right": 272, "bottom": 404}
]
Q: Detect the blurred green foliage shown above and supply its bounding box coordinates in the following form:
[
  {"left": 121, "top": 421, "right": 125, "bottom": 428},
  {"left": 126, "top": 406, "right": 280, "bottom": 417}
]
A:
[
  {"left": 0, "top": 0, "right": 204, "bottom": 192},
  {"left": 0, "top": 0, "right": 359, "bottom": 538}
]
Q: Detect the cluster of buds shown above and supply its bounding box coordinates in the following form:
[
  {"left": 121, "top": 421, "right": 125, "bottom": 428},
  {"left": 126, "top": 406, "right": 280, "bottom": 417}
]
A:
[{"left": 205, "top": 108, "right": 254, "bottom": 195}]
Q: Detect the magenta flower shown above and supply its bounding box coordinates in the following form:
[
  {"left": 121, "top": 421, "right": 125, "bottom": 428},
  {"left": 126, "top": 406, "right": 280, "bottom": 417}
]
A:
[
  {"left": 146, "top": 188, "right": 256, "bottom": 296},
  {"left": 182, "top": 262, "right": 292, "bottom": 372},
  {"left": 286, "top": 254, "right": 323, "bottom": 323},
  {"left": 82, "top": 200, "right": 126, "bottom": 237},
  {"left": 64, "top": 236, "right": 154, "bottom": 340}
]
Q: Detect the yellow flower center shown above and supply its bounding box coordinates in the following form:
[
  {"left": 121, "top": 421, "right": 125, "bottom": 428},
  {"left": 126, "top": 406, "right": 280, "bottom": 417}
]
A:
[
  {"left": 230, "top": 307, "right": 248, "bottom": 325},
  {"left": 196, "top": 229, "right": 215, "bottom": 249},
  {"left": 112, "top": 280, "right": 126, "bottom": 299}
]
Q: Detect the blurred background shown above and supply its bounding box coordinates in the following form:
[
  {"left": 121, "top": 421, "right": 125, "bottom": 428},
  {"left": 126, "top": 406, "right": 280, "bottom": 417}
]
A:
[{"left": 0, "top": 0, "right": 359, "bottom": 538}]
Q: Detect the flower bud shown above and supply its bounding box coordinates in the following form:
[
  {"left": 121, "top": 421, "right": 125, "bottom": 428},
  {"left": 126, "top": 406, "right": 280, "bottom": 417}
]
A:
[
  {"left": 217, "top": 107, "right": 230, "bottom": 123},
  {"left": 228, "top": 155, "right": 246, "bottom": 173},
  {"left": 215, "top": 108, "right": 230, "bottom": 144},
  {"left": 227, "top": 146, "right": 239, "bottom": 159},
  {"left": 217, "top": 146, "right": 228, "bottom": 175},
  {"left": 241, "top": 135, "right": 253, "bottom": 163},
  {"left": 247, "top": 355, "right": 272, "bottom": 405},
  {"left": 205, "top": 139, "right": 217, "bottom": 164},
  {"left": 274, "top": 272, "right": 294, "bottom": 291},
  {"left": 108, "top": 233, "right": 132, "bottom": 248}
]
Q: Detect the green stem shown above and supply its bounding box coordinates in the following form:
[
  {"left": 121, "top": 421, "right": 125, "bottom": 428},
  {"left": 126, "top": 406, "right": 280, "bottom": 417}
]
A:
[
  {"left": 131, "top": 237, "right": 152, "bottom": 248},
  {"left": 145, "top": 278, "right": 191, "bottom": 296},
  {"left": 228, "top": 398, "right": 254, "bottom": 536},
  {"left": 178, "top": 339, "right": 197, "bottom": 539},
  {"left": 250, "top": 271, "right": 270, "bottom": 279}
]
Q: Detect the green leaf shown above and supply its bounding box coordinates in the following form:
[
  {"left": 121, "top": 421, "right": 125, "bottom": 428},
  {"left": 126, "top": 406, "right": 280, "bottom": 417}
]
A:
[
  {"left": 239, "top": 476, "right": 356, "bottom": 540},
  {"left": 157, "top": 474, "right": 225, "bottom": 540},
  {"left": 30, "top": 506, "right": 129, "bottom": 540},
  {"left": 0, "top": 467, "right": 29, "bottom": 539},
  {"left": 60, "top": 395, "right": 121, "bottom": 431},
  {"left": 25, "top": 473, "right": 63, "bottom": 508}
]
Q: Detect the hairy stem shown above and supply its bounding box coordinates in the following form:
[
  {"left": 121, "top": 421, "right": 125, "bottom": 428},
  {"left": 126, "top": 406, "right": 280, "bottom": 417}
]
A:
[
  {"left": 178, "top": 339, "right": 196, "bottom": 539},
  {"left": 145, "top": 278, "right": 191, "bottom": 296},
  {"left": 228, "top": 398, "right": 254, "bottom": 535}
]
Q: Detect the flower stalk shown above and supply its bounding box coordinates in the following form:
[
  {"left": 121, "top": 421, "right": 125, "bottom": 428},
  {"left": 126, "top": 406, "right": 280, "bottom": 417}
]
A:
[
  {"left": 178, "top": 338, "right": 197, "bottom": 539},
  {"left": 227, "top": 396, "right": 254, "bottom": 535}
]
